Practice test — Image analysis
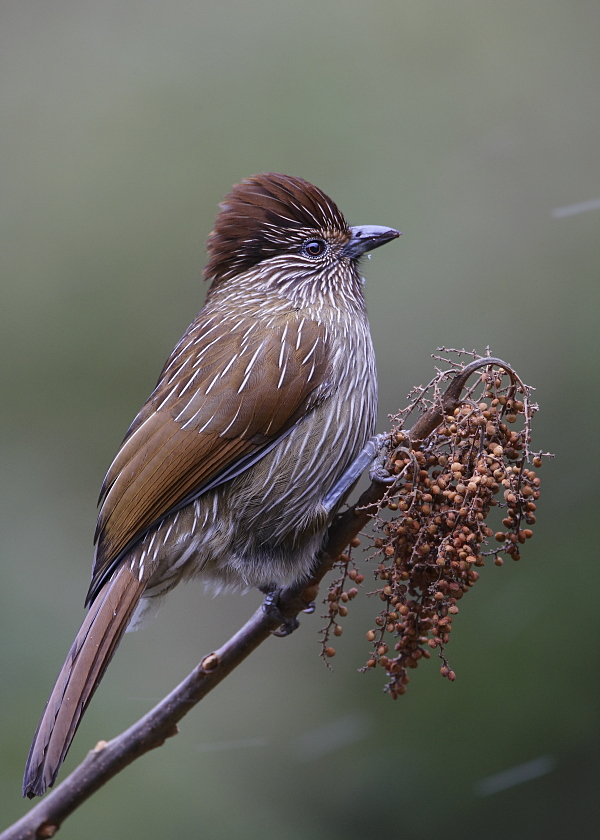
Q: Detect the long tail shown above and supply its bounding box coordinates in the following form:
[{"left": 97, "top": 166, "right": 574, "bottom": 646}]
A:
[{"left": 23, "top": 561, "right": 149, "bottom": 798}]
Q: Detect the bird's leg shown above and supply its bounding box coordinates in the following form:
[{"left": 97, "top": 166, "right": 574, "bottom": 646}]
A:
[
  {"left": 322, "top": 434, "right": 394, "bottom": 515},
  {"left": 369, "top": 434, "right": 397, "bottom": 486},
  {"left": 264, "top": 435, "right": 395, "bottom": 635},
  {"left": 260, "top": 584, "right": 301, "bottom": 636}
]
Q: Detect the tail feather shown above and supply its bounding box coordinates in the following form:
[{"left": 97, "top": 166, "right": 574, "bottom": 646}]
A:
[{"left": 23, "top": 562, "right": 148, "bottom": 798}]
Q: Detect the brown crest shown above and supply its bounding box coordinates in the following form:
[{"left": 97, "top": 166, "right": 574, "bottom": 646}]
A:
[{"left": 203, "top": 173, "right": 349, "bottom": 286}]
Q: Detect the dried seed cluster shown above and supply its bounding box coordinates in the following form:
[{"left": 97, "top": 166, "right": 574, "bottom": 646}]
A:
[
  {"left": 319, "top": 538, "right": 364, "bottom": 665},
  {"left": 320, "top": 353, "right": 546, "bottom": 699}
]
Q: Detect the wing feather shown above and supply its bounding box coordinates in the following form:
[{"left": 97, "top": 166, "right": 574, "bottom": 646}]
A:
[{"left": 88, "top": 309, "right": 330, "bottom": 603}]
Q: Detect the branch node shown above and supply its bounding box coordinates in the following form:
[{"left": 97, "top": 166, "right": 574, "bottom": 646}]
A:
[
  {"left": 200, "top": 653, "right": 220, "bottom": 672},
  {"left": 37, "top": 824, "right": 58, "bottom": 839},
  {"left": 92, "top": 740, "right": 108, "bottom": 753}
]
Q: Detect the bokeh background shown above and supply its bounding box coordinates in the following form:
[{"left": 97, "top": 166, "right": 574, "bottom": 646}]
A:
[{"left": 1, "top": 1, "right": 598, "bottom": 837}]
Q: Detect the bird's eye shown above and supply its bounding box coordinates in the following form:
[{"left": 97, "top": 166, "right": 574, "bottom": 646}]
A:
[{"left": 302, "top": 239, "right": 327, "bottom": 258}]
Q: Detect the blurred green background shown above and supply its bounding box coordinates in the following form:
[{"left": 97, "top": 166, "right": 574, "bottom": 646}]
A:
[{"left": 1, "top": 1, "right": 598, "bottom": 837}]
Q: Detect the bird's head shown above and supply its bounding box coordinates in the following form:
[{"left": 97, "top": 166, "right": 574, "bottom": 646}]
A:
[{"left": 203, "top": 173, "right": 399, "bottom": 301}]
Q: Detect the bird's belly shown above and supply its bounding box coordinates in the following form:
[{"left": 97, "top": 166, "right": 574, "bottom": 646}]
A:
[{"left": 140, "top": 385, "right": 375, "bottom": 597}]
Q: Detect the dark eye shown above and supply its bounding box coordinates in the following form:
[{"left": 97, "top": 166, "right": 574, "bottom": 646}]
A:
[{"left": 303, "top": 239, "right": 327, "bottom": 258}]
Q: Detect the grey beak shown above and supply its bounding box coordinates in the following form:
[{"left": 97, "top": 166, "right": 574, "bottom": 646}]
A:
[{"left": 344, "top": 225, "right": 401, "bottom": 259}]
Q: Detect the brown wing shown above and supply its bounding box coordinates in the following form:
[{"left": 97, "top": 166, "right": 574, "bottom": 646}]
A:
[{"left": 87, "top": 309, "right": 330, "bottom": 604}]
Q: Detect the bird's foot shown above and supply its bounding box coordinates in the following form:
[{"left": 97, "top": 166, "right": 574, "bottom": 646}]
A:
[
  {"left": 261, "top": 586, "right": 300, "bottom": 636},
  {"left": 369, "top": 434, "right": 396, "bottom": 486}
]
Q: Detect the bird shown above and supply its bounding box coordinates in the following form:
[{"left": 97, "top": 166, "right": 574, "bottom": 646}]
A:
[{"left": 23, "top": 172, "right": 400, "bottom": 798}]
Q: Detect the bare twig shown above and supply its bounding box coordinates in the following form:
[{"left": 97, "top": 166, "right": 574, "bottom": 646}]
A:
[{"left": 0, "top": 356, "right": 513, "bottom": 840}]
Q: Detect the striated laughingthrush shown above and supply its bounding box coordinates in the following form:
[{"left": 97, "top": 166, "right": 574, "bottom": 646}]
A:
[{"left": 23, "top": 173, "right": 400, "bottom": 797}]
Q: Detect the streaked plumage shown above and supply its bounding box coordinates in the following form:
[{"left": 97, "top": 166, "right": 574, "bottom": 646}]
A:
[{"left": 23, "top": 173, "right": 399, "bottom": 797}]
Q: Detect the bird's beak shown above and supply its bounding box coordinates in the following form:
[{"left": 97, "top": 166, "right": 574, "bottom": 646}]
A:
[{"left": 343, "top": 225, "right": 401, "bottom": 259}]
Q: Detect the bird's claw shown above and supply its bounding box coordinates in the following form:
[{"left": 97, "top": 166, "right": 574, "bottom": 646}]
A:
[
  {"left": 271, "top": 617, "right": 300, "bottom": 637},
  {"left": 370, "top": 462, "right": 396, "bottom": 485},
  {"left": 262, "top": 587, "right": 301, "bottom": 636},
  {"left": 369, "top": 435, "right": 396, "bottom": 485}
]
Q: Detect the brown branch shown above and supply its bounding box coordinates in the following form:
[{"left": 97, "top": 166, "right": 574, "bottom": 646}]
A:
[{"left": 0, "top": 356, "right": 515, "bottom": 840}]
